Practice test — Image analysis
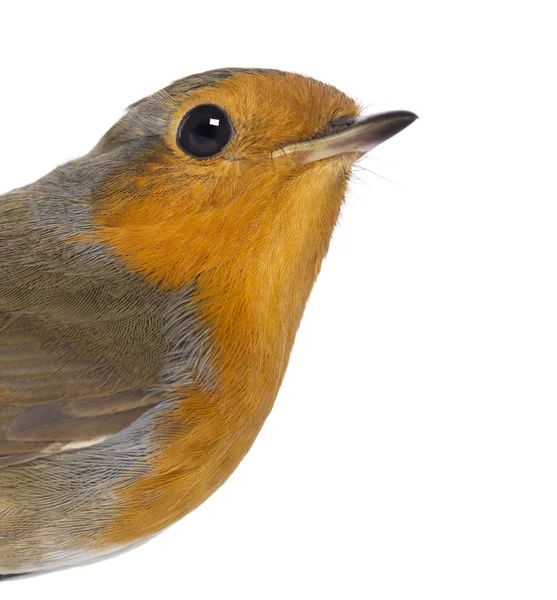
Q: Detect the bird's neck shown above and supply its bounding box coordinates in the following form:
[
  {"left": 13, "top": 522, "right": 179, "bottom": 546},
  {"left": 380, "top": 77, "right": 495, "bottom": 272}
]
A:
[{"left": 200, "top": 164, "right": 349, "bottom": 423}]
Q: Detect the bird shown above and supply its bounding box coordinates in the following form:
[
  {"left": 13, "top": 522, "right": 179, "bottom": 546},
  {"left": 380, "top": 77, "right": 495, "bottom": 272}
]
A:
[{"left": 0, "top": 67, "right": 416, "bottom": 578}]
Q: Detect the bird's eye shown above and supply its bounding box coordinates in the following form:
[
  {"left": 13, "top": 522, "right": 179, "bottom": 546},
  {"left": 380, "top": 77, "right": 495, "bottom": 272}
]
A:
[{"left": 176, "top": 104, "right": 234, "bottom": 159}]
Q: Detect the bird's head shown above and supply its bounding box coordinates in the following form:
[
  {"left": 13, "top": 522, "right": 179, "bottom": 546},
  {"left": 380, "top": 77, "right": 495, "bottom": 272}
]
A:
[{"left": 87, "top": 69, "right": 415, "bottom": 302}]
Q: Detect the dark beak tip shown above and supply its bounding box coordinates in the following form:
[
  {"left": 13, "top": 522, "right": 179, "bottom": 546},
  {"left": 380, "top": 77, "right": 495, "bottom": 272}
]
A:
[
  {"left": 393, "top": 110, "right": 419, "bottom": 127},
  {"left": 375, "top": 111, "right": 418, "bottom": 144}
]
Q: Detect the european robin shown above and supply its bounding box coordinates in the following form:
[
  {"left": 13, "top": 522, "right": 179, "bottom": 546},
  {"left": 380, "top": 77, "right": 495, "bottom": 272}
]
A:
[{"left": 0, "top": 68, "right": 416, "bottom": 578}]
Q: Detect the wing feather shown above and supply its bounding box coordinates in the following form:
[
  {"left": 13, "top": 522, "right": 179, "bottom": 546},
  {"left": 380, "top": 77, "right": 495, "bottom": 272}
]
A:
[{"left": 0, "top": 187, "right": 178, "bottom": 466}]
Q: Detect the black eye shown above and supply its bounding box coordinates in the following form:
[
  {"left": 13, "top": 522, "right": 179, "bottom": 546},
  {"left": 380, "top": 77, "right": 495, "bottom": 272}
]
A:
[{"left": 176, "top": 104, "right": 234, "bottom": 159}]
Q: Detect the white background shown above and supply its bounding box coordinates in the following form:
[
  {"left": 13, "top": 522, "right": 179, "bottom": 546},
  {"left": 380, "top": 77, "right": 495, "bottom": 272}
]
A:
[{"left": 1, "top": 1, "right": 556, "bottom": 598}]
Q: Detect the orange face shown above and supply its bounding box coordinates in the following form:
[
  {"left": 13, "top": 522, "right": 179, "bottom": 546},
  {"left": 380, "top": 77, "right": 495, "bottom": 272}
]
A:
[{"left": 91, "top": 71, "right": 361, "bottom": 292}]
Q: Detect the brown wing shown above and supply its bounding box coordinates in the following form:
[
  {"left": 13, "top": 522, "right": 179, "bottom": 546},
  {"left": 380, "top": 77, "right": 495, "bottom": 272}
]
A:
[
  {"left": 0, "top": 180, "right": 181, "bottom": 467},
  {"left": 0, "top": 310, "right": 166, "bottom": 467}
]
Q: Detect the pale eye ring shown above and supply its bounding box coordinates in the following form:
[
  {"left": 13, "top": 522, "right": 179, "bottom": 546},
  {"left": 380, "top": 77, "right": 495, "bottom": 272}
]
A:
[{"left": 176, "top": 104, "right": 234, "bottom": 159}]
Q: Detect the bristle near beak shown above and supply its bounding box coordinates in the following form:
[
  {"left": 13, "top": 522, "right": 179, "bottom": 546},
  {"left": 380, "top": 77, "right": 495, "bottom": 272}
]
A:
[{"left": 272, "top": 110, "right": 418, "bottom": 165}]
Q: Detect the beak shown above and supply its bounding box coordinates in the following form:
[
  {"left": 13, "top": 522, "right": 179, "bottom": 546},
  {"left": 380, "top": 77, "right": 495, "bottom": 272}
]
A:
[{"left": 272, "top": 110, "right": 418, "bottom": 165}]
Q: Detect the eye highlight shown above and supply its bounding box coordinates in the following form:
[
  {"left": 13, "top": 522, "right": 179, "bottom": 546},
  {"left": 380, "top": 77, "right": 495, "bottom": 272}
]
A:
[{"left": 176, "top": 104, "right": 234, "bottom": 159}]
